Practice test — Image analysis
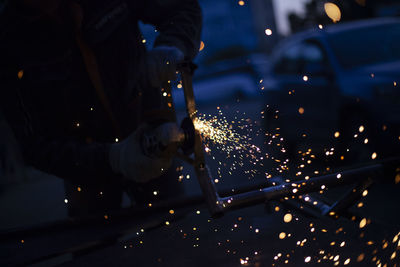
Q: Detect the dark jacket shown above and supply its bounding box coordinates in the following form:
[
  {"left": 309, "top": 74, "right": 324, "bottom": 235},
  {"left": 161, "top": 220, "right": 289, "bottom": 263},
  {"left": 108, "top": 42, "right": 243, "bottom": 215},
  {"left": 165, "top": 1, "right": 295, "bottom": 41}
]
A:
[{"left": 0, "top": 0, "right": 202, "bottom": 185}]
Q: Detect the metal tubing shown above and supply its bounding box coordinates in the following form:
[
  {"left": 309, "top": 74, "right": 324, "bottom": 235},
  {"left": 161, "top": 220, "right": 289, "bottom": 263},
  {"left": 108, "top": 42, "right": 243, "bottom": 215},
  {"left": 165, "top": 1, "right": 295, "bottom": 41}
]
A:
[
  {"left": 180, "top": 66, "right": 224, "bottom": 217},
  {"left": 219, "top": 164, "right": 384, "bottom": 212},
  {"left": 322, "top": 177, "right": 374, "bottom": 216}
]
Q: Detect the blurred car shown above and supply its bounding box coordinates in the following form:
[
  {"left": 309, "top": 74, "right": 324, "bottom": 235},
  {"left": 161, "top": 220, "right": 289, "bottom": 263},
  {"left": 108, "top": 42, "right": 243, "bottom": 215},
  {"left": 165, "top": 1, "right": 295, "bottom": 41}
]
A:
[{"left": 263, "top": 18, "right": 400, "bottom": 159}]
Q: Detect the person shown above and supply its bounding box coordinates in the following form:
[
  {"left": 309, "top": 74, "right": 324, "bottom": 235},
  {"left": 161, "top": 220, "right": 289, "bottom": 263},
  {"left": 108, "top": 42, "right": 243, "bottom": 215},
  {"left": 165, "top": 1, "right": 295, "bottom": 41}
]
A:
[{"left": 0, "top": 0, "right": 202, "bottom": 217}]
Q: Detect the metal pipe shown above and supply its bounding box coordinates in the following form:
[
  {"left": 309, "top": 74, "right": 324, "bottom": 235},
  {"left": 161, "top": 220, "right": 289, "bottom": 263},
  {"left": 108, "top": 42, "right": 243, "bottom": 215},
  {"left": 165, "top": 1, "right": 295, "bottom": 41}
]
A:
[
  {"left": 180, "top": 65, "right": 224, "bottom": 217},
  {"left": 219, "top": 164, "right": 384, "bottom": 212}
]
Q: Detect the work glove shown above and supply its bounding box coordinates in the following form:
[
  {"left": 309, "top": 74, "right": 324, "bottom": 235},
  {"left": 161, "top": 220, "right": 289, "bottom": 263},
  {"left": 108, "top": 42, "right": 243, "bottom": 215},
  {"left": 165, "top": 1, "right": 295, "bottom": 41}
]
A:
[
  {"left": 109, "top": 122, "right": 183, "bottom": 183},
  {"left": 146, "top": 45, "right": 184, "bottom": 88}
]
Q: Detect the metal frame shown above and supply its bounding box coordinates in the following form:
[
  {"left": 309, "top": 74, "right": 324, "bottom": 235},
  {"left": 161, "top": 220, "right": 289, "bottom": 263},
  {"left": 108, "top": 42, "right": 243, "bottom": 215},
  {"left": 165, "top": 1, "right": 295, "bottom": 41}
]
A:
[{"left": 179, "top": 63, "right": 399, "bottom": 218}]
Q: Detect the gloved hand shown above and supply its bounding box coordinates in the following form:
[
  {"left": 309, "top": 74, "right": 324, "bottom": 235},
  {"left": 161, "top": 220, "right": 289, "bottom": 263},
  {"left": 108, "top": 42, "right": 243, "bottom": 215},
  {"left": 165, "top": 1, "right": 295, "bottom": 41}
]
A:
[
  {"left": 109, "top": 123, "right": 183, "bottom": 183},
  {"left": 146, "top": 45, "right": 184, "bottom": 88},
  {"left": 141, "top": 122, "right": 184, "bottom": 157}
]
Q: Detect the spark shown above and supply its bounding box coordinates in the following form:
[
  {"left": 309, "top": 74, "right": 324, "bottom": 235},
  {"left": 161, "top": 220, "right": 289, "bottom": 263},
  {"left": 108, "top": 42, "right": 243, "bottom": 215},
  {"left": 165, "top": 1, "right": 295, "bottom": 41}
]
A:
[
  {"left": 193, "top": 110, "right": 264, "bottom": 178},
  {"left": 279, "top": 232, "right": 286, "bottom": 239},
  {"left": 357, "top": 253, "right": 365, "bottom": 262},
  {"left": 283, "top": 213, "right": 293, "bottom": 223},
  {"left": 18, "top": 70, "right": 24, "bottom": 79},
  {"left": 199, "top": 41, "right": 205, "bottom": 51},
  {"left": 359, "top": 218, "right": 367, "bottom": 228},
  {"left": 333, "top": 255, "right": 340, "bottom": 261},
  {"left": 392, "top": 234, "right": 399, "bottom": 243}
]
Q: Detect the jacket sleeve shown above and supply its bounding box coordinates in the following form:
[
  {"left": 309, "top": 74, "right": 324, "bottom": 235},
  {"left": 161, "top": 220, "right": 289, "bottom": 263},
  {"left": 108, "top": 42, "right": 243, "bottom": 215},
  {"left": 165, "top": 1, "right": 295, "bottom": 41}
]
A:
[
  {"left": 129, "top": 0, "right": 202, "bottom": 60},
  {"left": 0, "top": 77, "right": 115, "bottom": 184}
]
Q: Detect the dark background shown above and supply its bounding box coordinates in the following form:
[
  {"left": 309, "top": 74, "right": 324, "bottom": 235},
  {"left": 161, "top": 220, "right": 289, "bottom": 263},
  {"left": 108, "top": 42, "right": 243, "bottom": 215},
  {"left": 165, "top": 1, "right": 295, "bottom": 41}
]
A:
[{"left": 1, "top": 0, "right": 400, "bottom": 266}]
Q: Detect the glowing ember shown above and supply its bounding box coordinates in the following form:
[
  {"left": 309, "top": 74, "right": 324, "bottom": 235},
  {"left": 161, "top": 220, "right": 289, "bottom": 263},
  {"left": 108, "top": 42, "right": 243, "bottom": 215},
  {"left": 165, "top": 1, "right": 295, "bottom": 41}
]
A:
[
  {"left": 193, "top": 111, "right": 263, "bottom": 178},
  {"left": 279, "top": 232, "right": 286, "bottom": 239},
  {"left": 283, "top": 213, "right": 293, "bottom": 223},
  {"left": 18, "top": 70, "right": 24, "bottom": 79},
  {"left": 359, "top": 218, "right": 367, "bottom": 228},
  {"left": 199, "top": 41, "right": 205, "bottom": 51}
]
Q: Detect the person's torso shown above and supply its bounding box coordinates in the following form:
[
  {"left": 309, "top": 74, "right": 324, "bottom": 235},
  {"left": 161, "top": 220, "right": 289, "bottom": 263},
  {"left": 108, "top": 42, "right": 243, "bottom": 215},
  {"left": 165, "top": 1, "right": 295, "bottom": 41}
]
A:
[{"left": 1, "top": 0, "right": 146, "bottom": 143}]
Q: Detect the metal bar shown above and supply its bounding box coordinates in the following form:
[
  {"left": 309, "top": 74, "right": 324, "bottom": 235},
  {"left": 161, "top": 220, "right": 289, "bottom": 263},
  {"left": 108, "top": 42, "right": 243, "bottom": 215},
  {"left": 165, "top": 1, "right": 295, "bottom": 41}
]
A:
[
  {"left": 267, "top": 177, "right": 332, "bottom": 218},
  {"left": 1, "top": 159, "right": 397, "bottom": 239},
  {"left": 219, "top": 164, "right": 384, "bottom": 212},
  {"left": 180, "top": 65, "right": 223, "bottom": 217},
  {"left": 322, "top": 177, "right": 374, "bottom": 217}
]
